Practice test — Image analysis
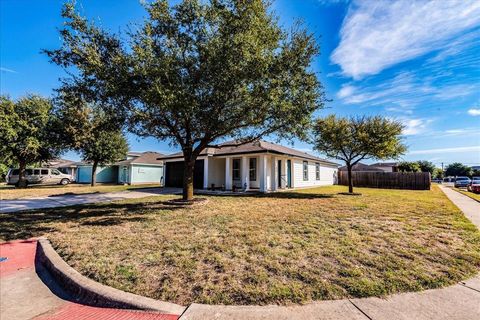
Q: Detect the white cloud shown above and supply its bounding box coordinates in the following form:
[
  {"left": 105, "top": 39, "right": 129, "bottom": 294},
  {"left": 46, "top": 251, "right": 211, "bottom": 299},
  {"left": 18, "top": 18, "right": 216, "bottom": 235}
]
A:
[
  {"left": 0, "top": 67, "right": 17, "bottom": 73},
  {"left": 409, "top": 146, "right": 480, "bottom": 155},
  {"left": 401, "top": 118, "right": 433, "bottom": 136},
  {"left": 331, "top": 0, "right": 480, "bottom": 79},
  {"left": 468, "top": 108, "right": 480, "bottom": 116}
]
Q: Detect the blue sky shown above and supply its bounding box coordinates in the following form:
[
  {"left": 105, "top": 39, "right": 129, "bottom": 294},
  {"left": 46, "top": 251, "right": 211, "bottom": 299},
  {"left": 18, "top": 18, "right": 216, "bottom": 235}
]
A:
[{"left": 1, "top": 0, "right": 479, "bottom": 167}]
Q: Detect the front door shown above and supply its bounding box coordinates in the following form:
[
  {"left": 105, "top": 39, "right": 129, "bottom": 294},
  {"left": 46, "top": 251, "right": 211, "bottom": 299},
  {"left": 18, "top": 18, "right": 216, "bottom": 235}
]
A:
[
  {"left": 121, "top": 166, "right": 128, "bottom": 183},
  {"left": 286, "top": 160, "right": 292, "bottom": 188},
  {"left": 278, "top": 160, "right": 282, "bottom": 187}
]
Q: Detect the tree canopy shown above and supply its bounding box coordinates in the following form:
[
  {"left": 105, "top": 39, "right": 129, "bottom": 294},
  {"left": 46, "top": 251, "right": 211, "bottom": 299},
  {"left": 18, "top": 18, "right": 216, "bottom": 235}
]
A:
[
  {"left": 45, "top": 0, "right": 325, "bottom": 200},
  {"left": 56, "top": 93, "right": 128, "bottom": 186},
  {"left": 0, "top": 95, "right": 64, "bottom": 187},
  {"left": 397, "top": 161, "right": 421, "bottom": 173},
  {"left": 312, "top": 115, "right": 406, "bottom": 193},
  {"left": 445, "top": 162, "right": 472, "bottom": 177}
]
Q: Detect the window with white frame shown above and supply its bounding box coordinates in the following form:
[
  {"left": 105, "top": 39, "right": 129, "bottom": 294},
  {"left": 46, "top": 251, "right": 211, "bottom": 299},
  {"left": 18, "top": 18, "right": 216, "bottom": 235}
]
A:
[
  {"left": 303, "top": 161, "right": 308, "bottom": 181},
  {"left": 315, "top": 163, "right": 320, "bottom": 180},
  {"left": 249, "top": 158, "right": 257, "bottom": 181}
]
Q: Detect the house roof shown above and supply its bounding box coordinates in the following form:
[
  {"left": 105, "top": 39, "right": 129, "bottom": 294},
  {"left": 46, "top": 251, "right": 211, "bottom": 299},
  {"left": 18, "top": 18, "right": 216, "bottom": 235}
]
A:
[
  {"left": 44, "top": 158, "right": 77, "bottom": 168},
  {"left": 338, "top": 163, "right": 384, "bottom": 172},
  {"left": 160, "top": 140, "right": 339, "bottom": 166},
  {"left": 115, "top": 151, "right": 165, "bottom": 166},
  {"left": 371, "top": 162, "right": 398, "bottom": 167}
]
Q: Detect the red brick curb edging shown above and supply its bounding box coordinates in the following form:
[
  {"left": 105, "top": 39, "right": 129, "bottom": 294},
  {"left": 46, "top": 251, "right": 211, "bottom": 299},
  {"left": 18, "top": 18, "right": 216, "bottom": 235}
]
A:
[{"left": 35, "top": 238, "right": 186, "bottom": 315}]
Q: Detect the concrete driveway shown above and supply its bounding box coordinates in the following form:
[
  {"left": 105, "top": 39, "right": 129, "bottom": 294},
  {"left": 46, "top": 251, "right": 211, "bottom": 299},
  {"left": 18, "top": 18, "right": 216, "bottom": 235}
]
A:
[{"left": 0, "top": 188, "right": 180, "bottom": 213}]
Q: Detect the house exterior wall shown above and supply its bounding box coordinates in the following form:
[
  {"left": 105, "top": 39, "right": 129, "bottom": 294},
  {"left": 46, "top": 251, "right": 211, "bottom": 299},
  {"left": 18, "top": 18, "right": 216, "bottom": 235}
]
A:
[
  {"left": 292, "top": 159, "right": 337, "bottom": 188},
  {"left": 207, "top": 157, "right": 225, "bottom": 188},
  {"left": 76, "top": 166, "right": 117, "bottom": 184},
  {"left": 130, "top": 164, "right": 164, "bottom": 185}
]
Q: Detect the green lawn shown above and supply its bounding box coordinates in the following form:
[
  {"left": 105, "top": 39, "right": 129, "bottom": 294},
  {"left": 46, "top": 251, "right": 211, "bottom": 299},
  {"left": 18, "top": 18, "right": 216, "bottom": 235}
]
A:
[
  {"left": 1, "top": 185, "right": 479, "bottom": 305},
  {"left": 0, "top": 183, "right": 160, "bottom": 200},
  {"left": 453, "top": 188, "right": 480, "bottom": 203}
]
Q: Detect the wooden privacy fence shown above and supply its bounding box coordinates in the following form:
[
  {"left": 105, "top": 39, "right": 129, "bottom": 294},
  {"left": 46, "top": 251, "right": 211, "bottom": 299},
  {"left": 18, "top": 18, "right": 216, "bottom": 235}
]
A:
[{"left": 338, "top": 171, "right": 431, "bottom": 190}]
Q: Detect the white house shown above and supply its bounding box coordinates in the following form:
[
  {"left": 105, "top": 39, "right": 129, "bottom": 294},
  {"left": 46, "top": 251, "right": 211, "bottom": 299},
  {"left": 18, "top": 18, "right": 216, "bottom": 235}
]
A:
[{"left": 160, "top": 140, "right": 339, "bottom": 192}]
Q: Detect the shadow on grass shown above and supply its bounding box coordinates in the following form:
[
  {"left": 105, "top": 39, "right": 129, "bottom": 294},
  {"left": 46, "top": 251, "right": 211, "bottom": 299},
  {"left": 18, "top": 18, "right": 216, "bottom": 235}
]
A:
[
  {"left": 196, "top": 191, "right": 334, "bottom": 200},
  {"left": 0, "top": 200, "right": 183, "bottom": 241}
]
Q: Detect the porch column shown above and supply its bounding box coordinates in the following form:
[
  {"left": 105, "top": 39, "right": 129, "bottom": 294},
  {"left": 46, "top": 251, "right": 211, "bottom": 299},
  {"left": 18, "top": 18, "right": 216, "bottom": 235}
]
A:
[
  {"left": 271, "top": 157, "right": 278, "bottom": 191},
  {"left": 225, "top": 157, "right": 232, "bottom": 190},
  {"left": 241, "top": 156, "right": 250, "bottom": 191},
  {"left": 259, "top": 155, "right": 268, "bottom": 192},
  {"left": 203, "top": 157, "right": 209, "bottom": 189}
]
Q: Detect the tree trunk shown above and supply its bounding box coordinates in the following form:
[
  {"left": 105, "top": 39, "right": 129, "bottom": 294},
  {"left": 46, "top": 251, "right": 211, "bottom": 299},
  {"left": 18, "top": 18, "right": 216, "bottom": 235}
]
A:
[
  {"left": 91, "top": 160, "right": 98, "bottom": 187},
  {"left": 347, "top": 163, "right": 354, "bottom": 194},
  {"left": 183, "top": 159, "right": 195, "bottom": 201},
  {"left": 17, "top": 159, "right": 28, "bottom": 188}
]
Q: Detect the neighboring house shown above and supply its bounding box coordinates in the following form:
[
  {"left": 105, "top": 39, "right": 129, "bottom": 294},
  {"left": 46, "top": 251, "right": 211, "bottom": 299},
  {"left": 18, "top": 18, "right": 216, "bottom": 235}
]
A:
[
  {"left": 43, "top": 158, "right": 78, "bottom": 182},
  {"left": 76, "top": 152, "right": 164, "bottom": 185},
  {"left": 338, "top": 163, "right": 384, "bottom": 172},
  {"left": 370, "top": 162, "right": 399, "bottom": 172},
  {"left": 159, "top": 140, "right": 339, "bottom": 192}
]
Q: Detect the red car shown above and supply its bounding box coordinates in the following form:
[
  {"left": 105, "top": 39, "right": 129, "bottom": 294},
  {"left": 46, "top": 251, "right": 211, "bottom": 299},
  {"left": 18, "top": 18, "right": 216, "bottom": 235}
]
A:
[{"left": 467, "top": 177, "right": 480, "bottom": 193}]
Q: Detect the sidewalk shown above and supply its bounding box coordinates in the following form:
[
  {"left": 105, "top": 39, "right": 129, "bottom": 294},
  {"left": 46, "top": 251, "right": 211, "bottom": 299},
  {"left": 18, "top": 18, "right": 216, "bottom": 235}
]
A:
[
  {"left": 0, "top": 188, "right": 180, "bottom": 213},
  {"left": 439, "top": 185, "right": 480, "bottom": 228},
  {"left": 0, "top": 240, "right": 181, "bottom": 320}
]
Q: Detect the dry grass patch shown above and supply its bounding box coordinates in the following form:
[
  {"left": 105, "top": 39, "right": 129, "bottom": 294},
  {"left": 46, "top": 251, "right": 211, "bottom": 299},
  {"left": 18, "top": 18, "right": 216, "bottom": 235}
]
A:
[
  {"left": 1, "top": 185, "right": 479, "bottom": 305},
  {"left": 0, "top": 184, "right": 160, "bottom": 200}
]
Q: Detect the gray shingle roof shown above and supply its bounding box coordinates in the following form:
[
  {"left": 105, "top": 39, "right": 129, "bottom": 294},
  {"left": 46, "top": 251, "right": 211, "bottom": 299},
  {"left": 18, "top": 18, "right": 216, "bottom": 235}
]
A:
[{"left": 160, "top": 140, "right": 339, "bottom": 166}]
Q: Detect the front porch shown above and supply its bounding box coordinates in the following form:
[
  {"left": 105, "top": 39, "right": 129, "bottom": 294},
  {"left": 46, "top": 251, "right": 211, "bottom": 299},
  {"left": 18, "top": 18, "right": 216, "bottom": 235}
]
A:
[{"left": 205, "top": 154, "right": 293, "bottom": 192}]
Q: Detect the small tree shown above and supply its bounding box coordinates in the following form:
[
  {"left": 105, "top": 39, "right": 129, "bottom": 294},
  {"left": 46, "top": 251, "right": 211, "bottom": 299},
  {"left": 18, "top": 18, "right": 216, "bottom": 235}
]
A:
[
  {"left": 82, "top": 131, "right": 129, "bottom": 186},
  {"left": 56, "top": 94, "right": 128, "bottom": 186},
  {"left": 416, "top": 160, "right": 436, "bottom": 174},
  {"left": 433, "top": 168, "right": 444, "bottom": 179},
  {"left": 0, "top": 95, "right": 64, "bottom": 187},
  {"left": 445, "top": 162, "right": 472, "bottom": 177},
  {"left": 45, "top": 0, "right": 324, "bottom": 200},
  {"left": 312, "top": 115, "right": 406, "bottom": 193},
  {"left": 397, "top": 161, "right": 420, "bottom": 172}
]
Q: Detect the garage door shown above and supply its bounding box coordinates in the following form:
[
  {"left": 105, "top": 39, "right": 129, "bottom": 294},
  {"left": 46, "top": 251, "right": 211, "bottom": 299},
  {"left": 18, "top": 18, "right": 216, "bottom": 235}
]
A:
[{"left": 165, "top": 160, "right": 204, "bottom": 189}]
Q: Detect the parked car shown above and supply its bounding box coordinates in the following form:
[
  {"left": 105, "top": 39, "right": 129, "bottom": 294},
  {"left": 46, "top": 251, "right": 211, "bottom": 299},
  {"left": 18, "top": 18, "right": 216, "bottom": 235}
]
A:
[
  {"left": 431, "top": 178, "right": 442, "bottom": 183},
  {"left": 467, "top": 177, "right": 480, "bottom": 193},
  {"left": 454, "top": 176, "right": 471, "bottom": 188},
  {"left": 6, "top": 168, "right": 71, "bottom": 186}
]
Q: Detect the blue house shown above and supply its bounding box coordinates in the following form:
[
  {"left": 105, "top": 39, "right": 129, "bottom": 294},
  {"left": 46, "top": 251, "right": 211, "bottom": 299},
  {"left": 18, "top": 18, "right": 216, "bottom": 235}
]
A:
[{"left": 76, "top": 152, "right": 164, "bottom": 185}]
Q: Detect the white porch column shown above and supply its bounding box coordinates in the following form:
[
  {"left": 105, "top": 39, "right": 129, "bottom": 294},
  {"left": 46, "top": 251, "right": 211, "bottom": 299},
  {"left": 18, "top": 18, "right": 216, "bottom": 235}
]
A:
[
  {"left": 259, "top": 155, "right": 268, "bottom": 192},
  {"left": 203, "top": 157, "right": 209, "bottom": 189},
  {"left": 271, "top": 157, "right": 278, "bottom": 191},
  {"left": 241, "top": 156, "right": 250, "bottom": 191},
  {"left": 225, "top": 157, "right": 232, "bottom": 190}
]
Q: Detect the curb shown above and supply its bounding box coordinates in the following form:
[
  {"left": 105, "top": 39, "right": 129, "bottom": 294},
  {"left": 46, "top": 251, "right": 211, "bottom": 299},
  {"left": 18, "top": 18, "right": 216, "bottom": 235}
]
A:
[{"left": 35, "top": 238, "right": 186, "bottom": 315}]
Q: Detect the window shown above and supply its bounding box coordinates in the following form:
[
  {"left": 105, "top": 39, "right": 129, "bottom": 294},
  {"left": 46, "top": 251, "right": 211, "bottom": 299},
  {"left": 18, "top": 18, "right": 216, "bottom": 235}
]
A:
[
  {"left": 249, "top": 158, "right": 257, "bottom": 181},
  {"left": 315, "top": 163, "right": 320, "bottom": 180},
  {"left": 51, "top": 169, "right": 61, "bottom": 175},
  {"left": 11, "top": 169, "right": 19, "bottom": 175},
  {"left": 33, "top": 169, "right": 40, "bottom": 175},
  {"left": 232, "top": 159, "right": 240, "bottom": 180},
  {"left": 303, "top": 161, "right": 308, "bottom": 181},
  {"left": 41, "top": 169, "right": 49, "bottom": 175},
  {"left": 25, "top": 169, "right": 33, "bottom": 176}
]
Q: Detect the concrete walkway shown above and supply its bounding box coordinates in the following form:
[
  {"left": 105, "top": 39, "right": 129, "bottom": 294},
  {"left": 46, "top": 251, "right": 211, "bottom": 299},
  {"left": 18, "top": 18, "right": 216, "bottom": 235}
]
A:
[
  {"left": 0, "top": 188, "right": 180, "bottom": 213},
  {"left": 439, "top": 185, "right": 480, "bottom": 228},
  {"left": 0, "top": 240, "right": 180, "bottom": 320}
]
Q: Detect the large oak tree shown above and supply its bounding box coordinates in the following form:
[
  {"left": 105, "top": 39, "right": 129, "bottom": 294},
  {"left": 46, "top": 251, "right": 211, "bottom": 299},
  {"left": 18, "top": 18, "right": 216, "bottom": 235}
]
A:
[{"left": 45, "top": 0, "right": 325, "bottom": 200}]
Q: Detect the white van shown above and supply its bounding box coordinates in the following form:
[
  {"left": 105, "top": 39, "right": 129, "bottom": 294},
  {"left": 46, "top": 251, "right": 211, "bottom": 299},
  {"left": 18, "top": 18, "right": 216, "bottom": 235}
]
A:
[{"left": 6, "top": 168, "right": 71, "bottom": 186}]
